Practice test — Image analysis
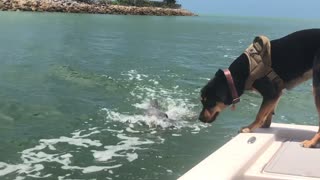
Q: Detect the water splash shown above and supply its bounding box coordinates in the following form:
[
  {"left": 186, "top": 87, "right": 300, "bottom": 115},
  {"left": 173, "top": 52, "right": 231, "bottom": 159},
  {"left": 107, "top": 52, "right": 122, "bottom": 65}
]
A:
[{"left": 101, "top": 69, "right": 207, "bottom": 132}]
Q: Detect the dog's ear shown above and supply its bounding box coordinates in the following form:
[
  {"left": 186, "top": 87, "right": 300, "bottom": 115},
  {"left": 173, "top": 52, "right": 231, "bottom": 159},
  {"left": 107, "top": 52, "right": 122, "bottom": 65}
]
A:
[
  {"left": 214, "top": 69, "right": 228, "bottom": 82},
  {"left": 215, "top": 69, "right": 224, "bottom": 77},
  {"left": 202, "top": 69, "right": 227, "bottom": 98}
]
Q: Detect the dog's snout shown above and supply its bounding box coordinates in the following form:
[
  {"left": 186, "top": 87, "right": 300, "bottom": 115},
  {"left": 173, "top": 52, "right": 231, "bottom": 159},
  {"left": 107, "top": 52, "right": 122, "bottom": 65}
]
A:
[
  {"left": 199, "top": 108, "right": 210, "bottom": 122},
  {"left": 199, "top": 107, "right": 220, "bottom": 123},
  {"left": 199, "top": 108, "right": 212, "bottom": 123},
  {"left": 199, "top": 112, "right": 206, "bottom": 122}
]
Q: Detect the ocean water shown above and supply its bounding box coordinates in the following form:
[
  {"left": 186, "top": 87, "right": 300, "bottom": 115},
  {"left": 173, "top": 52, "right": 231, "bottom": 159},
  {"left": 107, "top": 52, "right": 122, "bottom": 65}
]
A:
[{"left": 0, "top": 11, "right": 320, "bottom": 180}]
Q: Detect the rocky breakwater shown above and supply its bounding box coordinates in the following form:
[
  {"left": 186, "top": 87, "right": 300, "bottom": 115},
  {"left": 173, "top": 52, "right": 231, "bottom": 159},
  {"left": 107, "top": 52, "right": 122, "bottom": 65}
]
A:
[{"left": 0, "top": 0, "right": 196, "bottom": 16}]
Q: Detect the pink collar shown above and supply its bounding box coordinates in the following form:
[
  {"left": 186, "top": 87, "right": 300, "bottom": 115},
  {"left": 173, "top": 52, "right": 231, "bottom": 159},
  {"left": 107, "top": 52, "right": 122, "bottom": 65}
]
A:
[{"left": 223, "top": 69, "right": 240, "bottom": 109}]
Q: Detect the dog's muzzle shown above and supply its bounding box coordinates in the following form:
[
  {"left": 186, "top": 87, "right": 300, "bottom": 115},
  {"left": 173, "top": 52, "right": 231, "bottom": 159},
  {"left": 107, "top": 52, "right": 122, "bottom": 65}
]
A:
[{"left": 199, "top": 108, "right": 220, "bottom": 123}]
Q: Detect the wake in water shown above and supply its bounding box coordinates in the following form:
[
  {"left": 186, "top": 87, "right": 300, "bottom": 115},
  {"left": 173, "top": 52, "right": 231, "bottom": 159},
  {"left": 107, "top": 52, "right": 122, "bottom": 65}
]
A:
[{"left": 0, "top": 69, "right": 208, "bottom": 179}]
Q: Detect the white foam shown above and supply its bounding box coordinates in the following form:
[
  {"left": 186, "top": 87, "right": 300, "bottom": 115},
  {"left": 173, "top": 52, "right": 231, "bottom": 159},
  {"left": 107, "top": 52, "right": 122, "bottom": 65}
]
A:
[
  {"left": 58, "top": 175, "right": 68, "bottom": 180},
  {"left": 103, "top": 128, "right": 124, "bottom": 133},
  {"left": 126, "top": 127, "right": 140, "bottom": 133},
  {"left": 71, "top": 130, "right": 101, "bottom": 138},
  {"left": 14, "top": 176, "right": 25, "bottom": 180},
  {"left": 121, "top": 70, "right": 148, "bottom": 81},
  {"left": 0, "top": 126, "right": 154, "bottom": 179},
  {"left": 132, "top": 99, "right": 150, "bottom": 109},
  {"left": 40, "top": 136, "right": 102, "bottom": 148},
  {"left": 92, "top": 133, "right": 154, "bottom": 162},
  {"left": 63, "top": 164, "right": 122, "bottom": 174},
  {"left": 126, "top": 153, "right": 138, "bottom": 162},
  {"left": 149, "top": 79, "right": 159, "bottom": 85},
  {"left": 102, "top": 108, "right": 179, "bottom": 128},
  {"left": 0, "top": 162, "right": 20, "bottom": 176}
]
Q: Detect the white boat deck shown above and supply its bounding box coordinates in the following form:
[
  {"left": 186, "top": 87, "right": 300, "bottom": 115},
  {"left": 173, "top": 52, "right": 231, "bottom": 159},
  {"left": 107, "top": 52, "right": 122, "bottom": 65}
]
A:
[{"left": 179, "top": 123, "right": 320, "bottom": 180}]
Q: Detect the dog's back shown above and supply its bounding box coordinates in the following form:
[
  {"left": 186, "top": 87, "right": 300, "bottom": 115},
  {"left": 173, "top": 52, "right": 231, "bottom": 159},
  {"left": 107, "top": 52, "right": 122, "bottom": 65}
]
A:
[{"left": 271, "top": 29, "right": 320, "bottom": 83}]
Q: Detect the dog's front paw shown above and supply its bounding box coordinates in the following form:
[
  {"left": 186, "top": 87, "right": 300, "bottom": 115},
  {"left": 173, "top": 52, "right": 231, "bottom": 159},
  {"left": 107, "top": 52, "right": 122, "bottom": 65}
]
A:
[
  {"left": 301, "top": 140, "right": 316, "bottom": 148},
  {"left": 239, "top": 127, "right": 252, "bottom": 133}
]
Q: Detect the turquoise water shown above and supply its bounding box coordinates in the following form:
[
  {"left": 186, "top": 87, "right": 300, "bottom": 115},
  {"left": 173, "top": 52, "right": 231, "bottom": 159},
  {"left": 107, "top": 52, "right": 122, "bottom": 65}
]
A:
[{"left": 0, "top": 11, "right": 320, "bottom": 179}]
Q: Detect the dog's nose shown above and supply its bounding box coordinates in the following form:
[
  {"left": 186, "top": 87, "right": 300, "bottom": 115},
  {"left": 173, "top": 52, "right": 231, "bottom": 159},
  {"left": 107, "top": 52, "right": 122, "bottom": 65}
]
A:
[
  {"left": 199, "top": 108, "right": 211, "bottom": 122},
  {"left": 198, "top": 113, "right": 206, "bottom": 122}
]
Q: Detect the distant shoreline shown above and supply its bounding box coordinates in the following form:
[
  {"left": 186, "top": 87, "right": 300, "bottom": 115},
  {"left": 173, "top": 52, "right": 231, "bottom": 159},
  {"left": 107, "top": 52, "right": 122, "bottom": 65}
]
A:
[{"left": 0, "top": 0, "right": 196, "bottom": 16}]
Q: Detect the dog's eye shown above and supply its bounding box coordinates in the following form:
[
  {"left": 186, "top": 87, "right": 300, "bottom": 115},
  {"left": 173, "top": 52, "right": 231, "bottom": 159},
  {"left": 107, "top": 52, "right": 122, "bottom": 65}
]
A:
[
  {"left": 201, "top": 99, "right": 215, "bottom": 108},
  {"left": 200, "top": 97, "right": 207, "bottom": 105},
  {"left": 200, "top": 97, "right": 206, "bottom": 102},
  {"left": 201, "top": 97, "right": 217, "bottom": 108},
  {"left": 206, "top": 101, "right": 216, "bottom": 108}
]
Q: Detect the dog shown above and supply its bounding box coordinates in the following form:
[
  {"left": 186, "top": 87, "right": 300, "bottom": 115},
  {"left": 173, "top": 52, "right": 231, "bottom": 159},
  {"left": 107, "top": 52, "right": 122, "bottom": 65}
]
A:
[{"left": 199, "top": 29, "right": 320, "bottom": 148}]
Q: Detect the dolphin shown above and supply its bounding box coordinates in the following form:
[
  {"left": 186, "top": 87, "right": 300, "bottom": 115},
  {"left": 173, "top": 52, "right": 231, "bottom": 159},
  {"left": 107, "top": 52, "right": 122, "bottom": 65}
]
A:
[{"left": 145, "top": 99, "right": 168, "bottom": 119}]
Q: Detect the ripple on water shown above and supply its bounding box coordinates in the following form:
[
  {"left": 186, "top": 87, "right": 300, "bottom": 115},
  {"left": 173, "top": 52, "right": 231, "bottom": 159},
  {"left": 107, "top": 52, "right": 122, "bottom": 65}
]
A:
[{"left": 0, "top": 69, "right": 208, "bottom": 179}]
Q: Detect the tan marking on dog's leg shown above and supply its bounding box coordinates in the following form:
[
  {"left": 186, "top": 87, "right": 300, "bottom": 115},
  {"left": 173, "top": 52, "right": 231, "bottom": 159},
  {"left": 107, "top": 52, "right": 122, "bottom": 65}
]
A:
[
  {"left": 260, "top": 109, "right": 274, "bottom": 128},
  {"left": 302, "top": 87, "right": 320, "bottom": 148},
  {"left": 301, "top": 132, "right": 320, "bottom": 148},
  {"left": 260, "top": 96, "right": 281, "bottom": 128},
  {"left": 240, "top": 96, "right": 280, "bottom": 133}
]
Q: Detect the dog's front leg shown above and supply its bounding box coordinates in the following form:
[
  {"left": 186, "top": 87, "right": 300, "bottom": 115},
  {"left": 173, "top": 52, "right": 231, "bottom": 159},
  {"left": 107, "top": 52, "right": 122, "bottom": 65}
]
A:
[
  {"left": 260, "top": 96, "right": 281, "bottom": 128},
  {"left": 260, "top": 108, "right": 275, "bottom": 128},
  {"left": 240, "top": 96, "right": 280, "bottom": 133}
]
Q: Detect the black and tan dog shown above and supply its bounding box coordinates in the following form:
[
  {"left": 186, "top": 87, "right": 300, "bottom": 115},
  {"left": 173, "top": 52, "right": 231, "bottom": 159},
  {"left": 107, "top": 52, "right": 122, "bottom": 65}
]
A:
[{"left": 199, "top": 29, "right": 320, "bottom": 148}]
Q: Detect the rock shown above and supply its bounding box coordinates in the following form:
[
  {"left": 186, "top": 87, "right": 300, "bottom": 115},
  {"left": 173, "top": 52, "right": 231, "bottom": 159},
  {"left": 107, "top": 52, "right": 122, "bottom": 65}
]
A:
[
  {"left": 0, "top": 1, "right": 4, "bottom": 9},
  {"left": 0, "top": 0, "right": 196, "bottom": 16}
]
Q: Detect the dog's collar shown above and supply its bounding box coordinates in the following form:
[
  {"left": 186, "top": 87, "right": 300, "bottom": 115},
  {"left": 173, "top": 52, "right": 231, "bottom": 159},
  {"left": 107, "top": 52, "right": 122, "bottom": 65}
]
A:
[{"left": 223, "top": 69, "right": 240, "bottom": 109}]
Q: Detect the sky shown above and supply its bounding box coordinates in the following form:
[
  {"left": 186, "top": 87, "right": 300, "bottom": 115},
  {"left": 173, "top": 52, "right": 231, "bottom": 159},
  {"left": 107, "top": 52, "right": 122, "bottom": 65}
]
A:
[{"left": 178, "top": 0, "right": 320, "bottom": 19}]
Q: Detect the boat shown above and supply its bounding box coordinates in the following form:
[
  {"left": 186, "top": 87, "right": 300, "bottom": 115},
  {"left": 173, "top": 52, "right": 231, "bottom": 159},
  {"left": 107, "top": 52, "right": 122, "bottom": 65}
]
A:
[{"left": 178, "top": 123, "right": 320, "bottom": 180}]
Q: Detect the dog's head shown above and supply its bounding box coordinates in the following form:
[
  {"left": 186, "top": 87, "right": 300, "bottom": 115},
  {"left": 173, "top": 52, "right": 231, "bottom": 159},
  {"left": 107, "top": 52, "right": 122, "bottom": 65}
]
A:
[{"left": 199, "top": 69, "right": 234, "bottom": 123}]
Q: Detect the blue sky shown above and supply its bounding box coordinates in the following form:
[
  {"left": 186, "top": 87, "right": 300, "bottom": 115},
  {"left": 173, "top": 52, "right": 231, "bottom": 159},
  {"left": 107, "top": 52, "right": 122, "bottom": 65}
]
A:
[{"left": 178, "top": 0, "right": 320, "bottom": 19}]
